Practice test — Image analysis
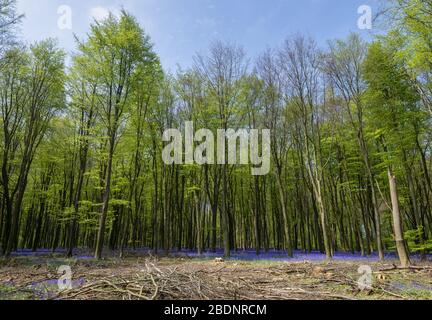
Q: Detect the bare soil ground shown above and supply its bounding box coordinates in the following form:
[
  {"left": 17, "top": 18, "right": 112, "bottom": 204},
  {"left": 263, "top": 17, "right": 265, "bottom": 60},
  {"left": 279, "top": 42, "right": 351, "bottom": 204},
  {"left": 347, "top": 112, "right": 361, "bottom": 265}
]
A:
[{"left": 1, "top": 254, "right": 432, "bottom": 300}]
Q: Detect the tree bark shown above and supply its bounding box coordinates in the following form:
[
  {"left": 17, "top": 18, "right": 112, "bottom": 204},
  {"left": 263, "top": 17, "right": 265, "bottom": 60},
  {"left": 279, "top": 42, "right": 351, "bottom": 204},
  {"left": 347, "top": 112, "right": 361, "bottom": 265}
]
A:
[
  {"left": 387, "top": 168, "right": 411, "bottom": 267},
  {"left": 94, "top": 138, "right": 115, "bottom": 259}
]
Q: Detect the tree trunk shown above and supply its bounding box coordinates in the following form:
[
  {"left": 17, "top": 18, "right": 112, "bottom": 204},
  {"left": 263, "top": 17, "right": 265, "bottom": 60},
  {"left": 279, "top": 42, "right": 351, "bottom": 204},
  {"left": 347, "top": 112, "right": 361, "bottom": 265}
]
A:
[
  {"left": 221, "top": 164, "right": 230, "bottom": 257},
  {"left": 387, "top": 168, "right": 411, "bottom": 267},
  {"left": 275, "top": 172, "right": 293, "bottom": 257},
  {"left": 94, "top": 139, "right": 114, "bottom": 259}
]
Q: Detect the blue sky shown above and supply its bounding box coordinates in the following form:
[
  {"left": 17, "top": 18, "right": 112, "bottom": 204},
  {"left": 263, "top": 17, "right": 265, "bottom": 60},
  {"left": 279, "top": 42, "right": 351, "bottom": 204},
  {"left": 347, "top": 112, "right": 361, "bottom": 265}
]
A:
[{"left": 16, "top": 0, "right": 380, "bottom": 72}]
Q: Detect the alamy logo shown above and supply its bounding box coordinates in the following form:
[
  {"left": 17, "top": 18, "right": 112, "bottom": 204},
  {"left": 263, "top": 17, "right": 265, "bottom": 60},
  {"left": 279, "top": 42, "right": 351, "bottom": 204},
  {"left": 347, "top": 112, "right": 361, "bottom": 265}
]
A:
[{"left": 162, "top": 122, "right": 271, "bottom": 176}]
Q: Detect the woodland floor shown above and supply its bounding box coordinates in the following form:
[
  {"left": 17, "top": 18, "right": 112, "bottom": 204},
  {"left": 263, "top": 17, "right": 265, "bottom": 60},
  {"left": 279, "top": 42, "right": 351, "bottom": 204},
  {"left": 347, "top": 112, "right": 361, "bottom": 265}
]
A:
[{"left": 1, "top": 251, "right": 432, "bottom": 300}]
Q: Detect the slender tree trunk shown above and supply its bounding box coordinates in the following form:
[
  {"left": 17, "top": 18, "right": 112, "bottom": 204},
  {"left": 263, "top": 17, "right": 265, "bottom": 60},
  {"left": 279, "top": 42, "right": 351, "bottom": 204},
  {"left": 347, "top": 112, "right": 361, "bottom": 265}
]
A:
[
  {"left": 387, "top": 168, "right": 411, "bottom": 267},
  {"left": 94, "top": 139, "right": 115, "bottom": 259},
  {"left": 221, "top": 163, "right": 230, "bottom": 257},
  {"left": 359, "top": 133, "right": 385, "bottom": 261},
  {"left": 5, "top": 154, "right": 31, "bottom": 256},
  {"left": 275, "top": 172, "right": 293, "bottom": 257},
  {"left": 316, "top": 182, "right": 332, "bottom": 260}
]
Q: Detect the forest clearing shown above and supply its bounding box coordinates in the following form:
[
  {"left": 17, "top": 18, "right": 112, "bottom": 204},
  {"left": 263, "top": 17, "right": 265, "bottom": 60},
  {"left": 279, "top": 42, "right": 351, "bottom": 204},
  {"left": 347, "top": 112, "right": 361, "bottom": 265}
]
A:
[
  {"left": 1, "top": 0, "right": 432, "bottom": 304},
  {"left": 1, "top": 251, "right": 432, "bottom": 300}
]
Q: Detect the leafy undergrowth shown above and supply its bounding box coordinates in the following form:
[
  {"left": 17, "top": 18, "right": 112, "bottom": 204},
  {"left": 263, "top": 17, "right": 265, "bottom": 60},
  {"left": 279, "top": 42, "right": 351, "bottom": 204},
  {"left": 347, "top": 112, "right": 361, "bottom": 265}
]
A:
[{"left": 0, "top": 254, "right": 431, "bottom": 300}]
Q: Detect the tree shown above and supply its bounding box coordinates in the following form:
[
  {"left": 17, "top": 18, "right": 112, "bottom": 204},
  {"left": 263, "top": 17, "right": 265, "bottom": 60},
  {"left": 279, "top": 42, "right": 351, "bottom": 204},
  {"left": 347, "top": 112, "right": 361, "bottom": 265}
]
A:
[
  {"left": 322, "top": 33, "right": 385, "bottom": 261},
  {"left": 384, "top": 0, "right": 432, "bottom": 116},
  {"left": 75, "top": 11, "right": 157, "bottom": 259},
  {"left": 363, "top": 38, "right": 421, "bottom": 267},
  {"left": 65, "top": 46, "right": 99, "bottom": 257},
  {"left": 0, "top": 0, "right": 23, "bottom": 49},
  {"left": 1, "top": 40, "right": 65, "bottom": 256},
  {"left": 279, "top": 36, "right": 333, "bottom": 259},
  {"left": 255, "top": 50, "right": 293, "bottom": 256},
  {"left": 193, "top": 41, "right": 248, "bottom": 257}
]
